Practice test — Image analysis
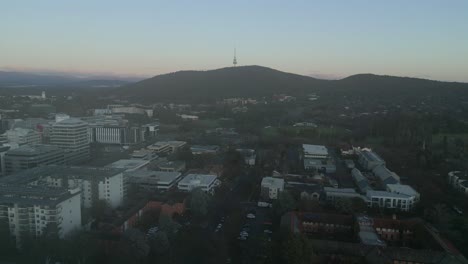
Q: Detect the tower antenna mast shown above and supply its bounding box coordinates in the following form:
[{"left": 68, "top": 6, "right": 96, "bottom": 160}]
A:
[{"left": 233, "top": 48, "right": 237, "bottom": 67}]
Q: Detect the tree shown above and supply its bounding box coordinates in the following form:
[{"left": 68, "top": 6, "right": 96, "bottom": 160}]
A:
[
  {"left": 0, "top": 219, "right": 15, "bottom": 257},
  {"left": 159, "top": 214, "right": 180, "bottom": 241},
  {"left": 282, "top": 234, "right": 316, "bottom": 264},
  {"left": 64, "top": 231, "right": 99, "bottom": 264},
  {"left": 91, "top": 199, "right": 111, "bottom": 221},
  {"left": 189, "top": 188, "right": 211, "bottom": 218},
  {"left": 120, "top": 228, "right": 150, "bottom": 264},
  {"left": 149, "top": 231, "right": 170, "bottom": 255},
  {"left": 334, "top": 197, "right": 367, "bottom": 214},
  {"left": 273, "top": 191, "right": 296, "bottom": 217}
]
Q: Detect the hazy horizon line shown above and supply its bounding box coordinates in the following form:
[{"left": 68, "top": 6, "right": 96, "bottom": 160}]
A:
[{"left": 1, "top": 65, "right": 466, "bottom": 84}]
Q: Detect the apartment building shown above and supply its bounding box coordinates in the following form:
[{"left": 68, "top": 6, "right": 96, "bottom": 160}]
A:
[{"left": 0, "top": 185, "right": 81, "bottom": 246}]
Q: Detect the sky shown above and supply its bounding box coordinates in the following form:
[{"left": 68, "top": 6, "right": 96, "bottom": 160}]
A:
[{"left": 1, "top": 1, "right": 468, "bottom": 82}]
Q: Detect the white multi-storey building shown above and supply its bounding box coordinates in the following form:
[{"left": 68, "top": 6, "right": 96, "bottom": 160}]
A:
[
  {"left": 365, "top": 190, "right": 418, "bottom": 212},
  {"left": 0, "top": 166, "right": 126, "bottom": 209},
  {"left": 127, "top": 170, "right": 182, "bottom": 191},
  {"left": 303, "top": 144, "right": 329, "bottom": 159},
  {"left": 49, "top": 117, "right": 89, "bottom": 164},
  {"left": 4, "top": 128, "right": 41, "bottom": 145},
  {"left": 0, "top": 185, "right": 81, "bottom": 246},
  {"left": 177, "top": 174, "right": 218, "bottom": 194},
  {"left": 148, "top": 141, "right": 187, "bottom": 154},
  {"left": 261, "top": 177, "right": 285, "bottom": 200}
]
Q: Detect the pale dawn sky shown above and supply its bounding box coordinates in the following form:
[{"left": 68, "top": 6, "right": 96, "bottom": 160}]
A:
[{"left": 1, "top": 0, "right": 468, "bottom": 81}]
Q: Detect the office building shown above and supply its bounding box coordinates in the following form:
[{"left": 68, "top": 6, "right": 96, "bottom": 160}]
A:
[
  {"left": 261, "top": 177, "right": 285, "bottom": 200},
  {"left": 4, "top": 128, "right": 41, "bottom": 145},
  {"left": 303, "top": 144, "right": 329, "bottom": 159},
  {"left": 4, "top": 144, "right": 65, "bottom": 175},
  {"left": 177, "top": 174, "right": 219, "bottom": 194},
  {"left": 156, "top": 160, "right": 186, "bottom": 172},
  {"left": 127, "top": 170, "right": 182, "bottom": 191},
  {"left": 190, "top": 145, "right": 219, "bottom": 155},
  {"left": 106, "top": 159, "right": 150, "bottom": 172},
  {"left": 49, "top": 117, "right": 89, "bottom": 164},
  {"left": 148, "top": 141, "right": 187, "bottom": 155}
]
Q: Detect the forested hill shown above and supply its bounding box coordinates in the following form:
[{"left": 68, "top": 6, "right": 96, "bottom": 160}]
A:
[
  {"left": 113, "top": 65, "right": 468, "bottom": 103},
  {"left": 113, "top": 66, "right": 328, "bottom": 102}
]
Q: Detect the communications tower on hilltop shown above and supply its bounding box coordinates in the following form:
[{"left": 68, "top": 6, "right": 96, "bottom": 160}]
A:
[{"left": 233, "top": 48, "right": 237, "bottom": 67}]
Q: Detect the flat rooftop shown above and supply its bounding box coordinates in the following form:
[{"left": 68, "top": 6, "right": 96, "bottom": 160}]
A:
[
  {"left": 191, "top": 145, "right": 219, "bottom": 151},
  {"left": 106, "top": 159, "right": 149, "bottom": 170},
  {"left": 366, "top": 190, "right": 410, "bottom": 199},
  {"left": 178, "top": 174, "right": 217, "bottom": 186},
  {"left": 0, "top": 185, "right": 77, "bottom": 206},
  {"left": 387, "top": 184, "right": 419, "bottom": 197},
  {"left": 158, "top": 160, "right": 185, "bottom": 168},
  {"left": 261, "top": 177, "right": 285, "bottom": 188},
  {"left": 5, "top": 144, "right": 63, "bottom": 156},
  {"left": 0, "top": 165, "right": 125, "bottom": 185},
  {"left": 127, "top": 170, "right": 182, "bottom": 184},
  {"left": 303, "top": 144, "right": 328, "bottom": 156}
]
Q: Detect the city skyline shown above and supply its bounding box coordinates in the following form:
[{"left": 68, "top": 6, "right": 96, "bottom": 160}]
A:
[{"left": 2, "top": 1, "right": 468, "bottom": 82}]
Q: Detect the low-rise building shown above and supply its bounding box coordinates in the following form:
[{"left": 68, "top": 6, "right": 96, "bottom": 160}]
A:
[
  {"left": 365, "top": 190, "right": 418, "bottom": 211},
  {"left": 372, "top": 165, "right": 400, "bottom": 186},
  {"left": 4, "top": 128, "right": 41, "bottom": 145},
  {"left": 324, "top": 187, "right": 363, "bottom": 203},
  {"left": 156, "top": 160, "right": 186, "bottom": 172},
  {"left": 177, "top": 173, "right": 219, "bottom": 194},
  {"left": 190, "top": 145, "right": 220, "bottom": 155},
  {"left": 303, "top": 144, "right": 329, "bottom": 159},
  {"left": 261, "top": 177, "right": 285, "bottom": 200},
  {"left": 148, "top": 141, "right": 187, "bottom": 155},
  {"left": 351, "top": 168, "right": 371, "bottom": 193},
  {"left": 386, "top": 184, "right": 420, "bottom": 202},
  {"left": 448, "top": 171, "right": 468, "bottom": 194},
  {"left": 131, "top": 148, "right": 157, "bottom": 161},
  {"left": 106, "top": 159, "right": 150, "bottom": 172},
  {"left": 236, "top": 148, "right": 256, "bottom": 166},
  {"left": 304, "top": 158, "right": 336, "bottom": 173},
  {"left": 4, "top": 144, "right": 65, "bottom": 175},
  {"left": 358, "top": 149, "right": 385, "bottom": 170},
  {"left": 127, "top": 170, "right": 182, "bottom": 191}
]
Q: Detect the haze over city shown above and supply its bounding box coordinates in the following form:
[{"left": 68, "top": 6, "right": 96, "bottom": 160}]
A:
[
  {"left": 2, "top": 2, "right": 468, "bottom": 264},
  {"left": 2, "top": 0, "right": 468, "bottom": 82}
]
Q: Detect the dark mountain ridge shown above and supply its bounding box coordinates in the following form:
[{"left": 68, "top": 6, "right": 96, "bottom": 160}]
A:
[{"left": 114, "top": 65, "right": 468, "bottom": 103}]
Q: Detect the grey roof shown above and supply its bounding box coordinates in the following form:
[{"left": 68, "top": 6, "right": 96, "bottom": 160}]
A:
[
  {"left": 352, "top": 168, "right": 371, "bottom": 193},
  {"left": 52, "top": 118, "right": 87, "bottom": 126},
  {"left": 5, "top": 144, "right": 63, "bottom": 157},
  {"left": 366, "top": 190, "right": 410, "bottom": 199},
  {"left": 0, "top": 165, "right": 125, "bottom": 185},
  {"left": 191, "top": 145, "right": 219, "bottom": 151},
  {"left": 360, "top": 150, "right": 384, "bottom": 163},
  {"left": 127, "top": 170, "right": 182, "bottom": 184},
  {"left": 372, "top": 165, "right": 400, "bottom": 184},
  {"left": 0, "top": 185, "right": 77, "bottom": 206},
  {"left": 106, "top": 159, "right": 149, "bottom": 170}
]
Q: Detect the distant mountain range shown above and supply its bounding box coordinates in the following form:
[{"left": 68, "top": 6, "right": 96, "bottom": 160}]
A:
[
  {"left": 114, "top": 65, "right": 468, "bottom": 102},
  {"left": 0, "top": 71, "right": 140, "bottom": 88}
]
